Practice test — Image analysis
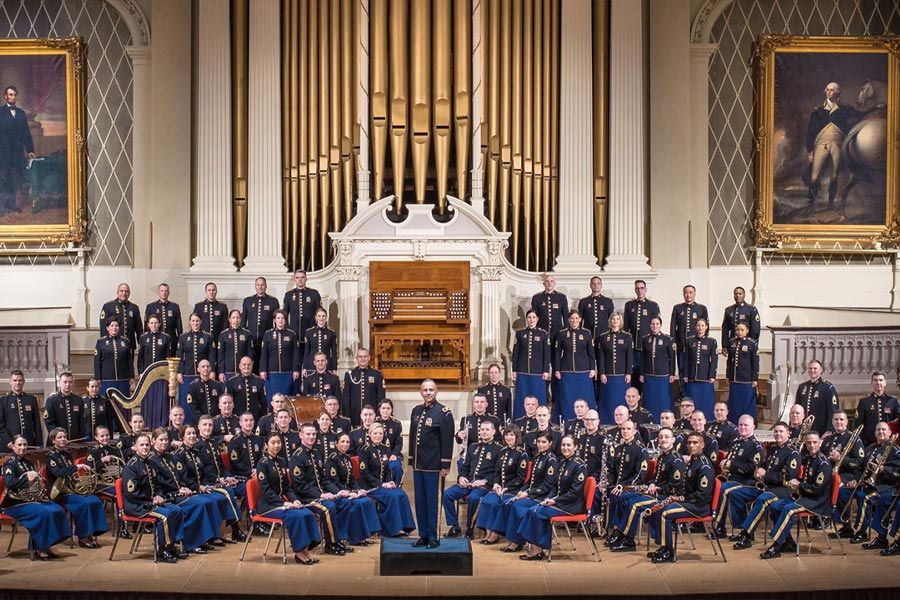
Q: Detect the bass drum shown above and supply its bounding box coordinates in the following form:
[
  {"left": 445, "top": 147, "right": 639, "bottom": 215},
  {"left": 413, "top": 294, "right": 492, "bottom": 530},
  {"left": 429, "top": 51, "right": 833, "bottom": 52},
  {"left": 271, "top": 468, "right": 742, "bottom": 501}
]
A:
[{"left": 287, "top": 395, "right": 326, "bottom": 425}]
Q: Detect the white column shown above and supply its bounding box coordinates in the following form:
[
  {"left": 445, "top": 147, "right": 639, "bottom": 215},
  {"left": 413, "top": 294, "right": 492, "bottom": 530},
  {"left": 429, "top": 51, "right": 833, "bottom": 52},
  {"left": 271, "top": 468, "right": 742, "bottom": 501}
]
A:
[
  {"left": 476, "top": 265, "right": 503, "bottom": 378},
  {"left": 357, "top": 0, "right": 371, "bottom": 210},
  {"left": 604, "top": 0, "right": 650, "bottom": 272},
  {"left": 554, "top": 0, "right": 599, "bottom": 273},
  {"left": 191, "top": 0, "right": 236, "bottom": 273},
  {"left": 469, "top": 0, "right": 485, "bottom": 213},
  {"left": 126, "top": 46, "right": 151, "bottom": 268},
  {"left": 243, "top": 0, "right": 287, "bottom": 273},
  {"left": 336, "top": 263, "right": 363, "bottom": 372}
]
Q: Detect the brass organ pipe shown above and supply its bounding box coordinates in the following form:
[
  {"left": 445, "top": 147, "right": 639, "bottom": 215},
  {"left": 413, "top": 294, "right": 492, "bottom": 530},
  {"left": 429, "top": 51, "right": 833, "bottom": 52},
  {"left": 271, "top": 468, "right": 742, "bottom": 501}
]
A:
[
  {"left": 410, "top": 0, "right": 431, "bottom": 205},
  {"left": 487, "top": 0, "right": 501, "bottom": 223},
  {"left": 389, "top": 0, "right": 409, "bottom": 213},
  {"left": 593, "top": 0, "right": 610, "bottom": 263},
  {"left": 531, "top": 0, "right": 543, "bottom": 271},
  {"left": 232, "top": 0, "right": 249, "bottom": 268},
  {"left": 510, "top": 0, "right": 523, "bottom": 265},
  {"left": 318, "top": 0, "right": 331, "bottom": 263},
  {"left": 541, "top": 0, "right": 551, "bottom": 270},
  {"left": 498, "top": 0, "right": 512, "bottom": 232},
  {"left": 432, "top": 0, "right": 452, "bottom": 213},
  {"left": 549, "top": 0, "right": 559, "bottom": 262},
  {"left": 522, "top": 0, "right": 533, "bottom": 271},
  {"left": 370, "top": 0, "right": 389, "bottom": 201},
  {"left": 281, "top": 0, "right": 291, "bottom": 264},
  {"left": 453, "top": 0, "right": 472, "bottom": 202},
  {"left": 296, "top": 0, "right": 308, "bottom": 269},
  {"left": 307, "top": 0, "right": 319, "bottom": 268},
  {"left": 329, "top": 0, "right": 343, "bottom": 230},
  {"left": 341, "top": 0, "right": 354, "bottom": 220}
]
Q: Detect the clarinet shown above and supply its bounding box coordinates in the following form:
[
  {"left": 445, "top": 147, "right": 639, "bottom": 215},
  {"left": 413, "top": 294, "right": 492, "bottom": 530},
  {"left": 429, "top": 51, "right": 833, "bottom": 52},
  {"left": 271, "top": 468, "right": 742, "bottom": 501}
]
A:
[{"left": 596, "top": 436, "right": 615, "bottom": 535}]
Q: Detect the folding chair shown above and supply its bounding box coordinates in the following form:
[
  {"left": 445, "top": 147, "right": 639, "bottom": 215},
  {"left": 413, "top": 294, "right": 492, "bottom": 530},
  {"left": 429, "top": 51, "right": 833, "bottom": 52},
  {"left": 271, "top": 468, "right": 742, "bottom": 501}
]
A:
[
  {"left": 548, "top": 476, "right": 601, "bottom": 562},
  {"left": 108, "top": 478, "right": 161, "bottom": 562},
  {"left": 239, "top": 477, "right": 289, "bottom": 564}
]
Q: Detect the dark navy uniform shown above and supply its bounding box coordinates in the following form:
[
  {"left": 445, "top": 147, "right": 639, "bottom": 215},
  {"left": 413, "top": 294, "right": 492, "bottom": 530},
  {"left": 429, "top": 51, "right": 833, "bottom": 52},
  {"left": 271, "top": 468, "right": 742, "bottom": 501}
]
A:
[
  {"left": 94, "top": 334, "right": 134, "bottom": 380},
  {"left": 455, "top": 413, "right": 501, "bottom": 456},
  {"left": 176, "top": 330, "right": 213, "bottom": 376},
  {"left": 82, "top": 393, "right": 119, "bottom": 438},
  {"left": 850, "top": 441, "right": 900, "bottom": 538},
  {"left": 795, "top": 378, "right": 839, "bottom": 435},
  {"left": 609, "top": 448, "right": 684, "bottom": 543},
  {"left": 514, "top": 414, "right": 539, "bottom": 436},
  {"left": 597, "top": 330, "right": 633, "bottom": 377},
  {"left": 683, "top": 335, "right": 717, "bottom": 382},
  {"left": 341, "top": 367, "right": 386, "bottom": 427},
  {"left": 726, "top": 337, "right": 758, "bottom": 384},
  {"left": 675, "top": 431, "right": 719, "bottom": 465},
  {"left": 273, "top": 430, "right": 301, "bottom": 463},
  {"left": 822, "top": 428, "right": 865, "bottom": 484},
  {"left": 288, "top": 445, "right": 342, "bottom": 545},
  {"left": 216, "top": 327, "right": 253, "bottom": 376},
  {"left": 731, "top": 443, "right": 800, "bottom": 538},
  {"left": 766, "top": 452, "right": 833, "bottom": 548},
  {"left": 555, "top": 327, "right": 596, "bottom": 373},
  {"left": 301, "top": 370, "right": 341, "bottom": 398},
  {"left": 301, "top": 325, "right": 337, "bottom": 372},
  {"left": 511, "top": 327, "right": 552, "bottom": 376},
  {"left": 670, "top": 302, "right": 709, "bottom": 351},
  {"left": 650, "top": 455, "right": 713, "bottom": 551},
  {"left": 476, "top": 381, "right": 512, "bottom": 423},
  {"left": 259, "top": 327, "right": 300, "bottom": 373},
  {"left": 121, "top": 454, "right": 183, "bottom": 551},
  {"left": 226, "top": 373, "right": 266, "bottom": 420},
  {"left": 99, "top": 299, "right": 142, "bottom": 349},
  {"left": 144, "top": 300, "right": 182, "bottom": 354},
  {"left": 348, "top": 426, "right": 369, "bottom": 456},
  {"left": 330, "top": 415, "right": 352, "bottom": 436},
  {"left": 564, "top": 417, "right": 587, "bottom": 440},
  {"left": 523, "top": 426, "right": 561, "bottom": 459},
  {"left": 578, "top": 293, "right": 615, "bottom": 340},
  {"left": 855, "top": 393, "right": 900, "bottom": 446},
  {"left": 43, "top": 392, "right": 84, "bottom": 443},
  {"left": 721, "top": 301, "right": 760, "bottom": 348},
  {"left": 185, "top": 377, "right": 225, "bottom": 419},
  {"left": 137, "top": 331, "right": 172, "bottom": 373},
  {"left": 609, "top": 440, "right": 649, "bottom": 487},
  {"left": 227, "top": 432, "right": 264, "bottom": 479},
  {"left": 0, "top": 391, "right": 42, "bottom": 447},
  {"left": 378, "top": 416, "right": 403, "bottom": 457},
  {"left": 442, "top": 440, "right": 501, "bottom": 532},
  {"left": 212, "top": 414, "right": 241, "bottom": 446},
  {"left": 282, "top": 286, "right": 322, "bottom": 337},
  {"left": 241, "top": 293, "right": 278, "bottom": 352},
  {"left": 624, "top": 298, "right": 660, "bottom": 373},
  {"left": 706, "top": 419, "right": 738, "bottom": 450},
  {"left": 576, "top": 430, "right": 607, "bottom": 477},
  {"left": 193, "top": 299, "right": 229, "bottom": 348},
  {"left": 531, "top": 291, "right": 568, "bottom": 341},
  {"left": 314, "top": 430, "right": 337, "bottom": 462},
  {"left": 409, "top": 400, "right": 454, "bottom": 543},
  {"left": 723, "top": 436, "right": 764, "bottom": 486},
  {"left": 641, "top": 333, "right": 676, "bottom": 377},
  {"left": 256, "top": 412, "right": 297, "bottom": 437}
]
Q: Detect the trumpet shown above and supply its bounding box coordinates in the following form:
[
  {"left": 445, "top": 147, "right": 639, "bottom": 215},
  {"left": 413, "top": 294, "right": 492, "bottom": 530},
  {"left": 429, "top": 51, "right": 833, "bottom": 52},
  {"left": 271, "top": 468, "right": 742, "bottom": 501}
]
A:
[{"left": 717, "top": 443, "right": 738, "bottom": 482}]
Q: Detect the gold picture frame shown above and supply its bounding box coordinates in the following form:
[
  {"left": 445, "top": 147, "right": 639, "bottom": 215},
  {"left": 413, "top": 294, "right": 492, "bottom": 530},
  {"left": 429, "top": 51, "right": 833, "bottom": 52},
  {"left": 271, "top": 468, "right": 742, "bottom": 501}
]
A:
[
  {"left": 754, "top": 35, "right": 900, "bottom": 250},
  {"left": 0, "top": 37, "right": 87, "bottom": 245}
]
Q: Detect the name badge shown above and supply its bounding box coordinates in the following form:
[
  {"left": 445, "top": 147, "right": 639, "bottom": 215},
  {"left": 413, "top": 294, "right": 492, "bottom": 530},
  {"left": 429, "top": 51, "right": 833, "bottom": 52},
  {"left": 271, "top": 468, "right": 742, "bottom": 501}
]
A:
[
  {"left": 657, "top": 339, "right": 663, "bottom": 346},
  {"left": 239, "top": 334, "right": 246, "bottom": 341},
  {"left": 305, "top": 297, "right": 311, "bottom": 303},
  {"left": 73, "top": 405, "right": 80, "bottom": 412},
  {"left": 167, "top": 310, "right": 174, "bottom": 317},
  {"left": 324, "top": 384, "right": 331, "bottom": 390},
  {"left": 739, "top": 314, "right": 747, "bottom": 320},
  {"left": 578, "top": 334, "right": 584, "bottom": 340},
  {"left": 617, "top": 339, "right": 623, "bottom": 345},
  {"left": 368, "top": 376, "right": 375, "bottom": 383},
  {"left": 425, "top": 418, "right": 433, "bottom": 427},
  {"left": 692, "top": 312, "right": 697, "bottom": 318},
  {"left": 263, "top": 304, "right": 271, "bottom": 310},
  {"left": 700, "top": 344, "right": 708, "bottom": 350},
  {"left": 534, "top": 336, "right": 541, "bottom": 342},
  {"left": 552, "top": 303, "right": 559, "bottom": 309},
  {"left": 642, "top": 309, "right": 648, "bottom": 316},
  {"left": 214, "top": 310, "right": 221, "bottom": 316},
  {"left": 251, "top": 386, "right": 257, "bottom": 392},
  {"left": 24, "top": 405, "right": 31, "bottom": 412}
]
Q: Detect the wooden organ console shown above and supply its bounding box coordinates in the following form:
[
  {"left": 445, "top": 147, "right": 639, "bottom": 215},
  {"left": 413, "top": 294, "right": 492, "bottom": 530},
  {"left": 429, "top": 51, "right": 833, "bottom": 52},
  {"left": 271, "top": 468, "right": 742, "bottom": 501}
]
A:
[{"left": 369, "top": 261, "right": 471, "bottom": 384}]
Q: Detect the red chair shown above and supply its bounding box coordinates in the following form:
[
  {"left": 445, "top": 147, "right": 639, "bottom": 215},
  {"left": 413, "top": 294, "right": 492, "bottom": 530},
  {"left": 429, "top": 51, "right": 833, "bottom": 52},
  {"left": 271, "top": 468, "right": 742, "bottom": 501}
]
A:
[
  {"left": 548, "top": 476, "right": 601, "bottom": 562},
  {"left": 715, "top": 450, "right": 727, "bottom": 476},
  {"left": 645, "top": 458, "right": 658, "bottom": 482},
  {"left": 670, "top": 477, "right": 727, "bottom": 562},
  {"left": 239, "top": 477, "right": 289, "bottom": 564},
  {"left": 351, "top": 455, "right": 360, "bottom": 481},
  {"left": 0, "top": 478, "right": 28, "bottom": 560},
  {"left": 108, "top": 478, "right": 162, "bottom": 562},
  {"left": 221, "top": 450, "right": 233, "bottom": 471},
  {"left": 789, "top": 473, "right": 845, "bottom": 557}
]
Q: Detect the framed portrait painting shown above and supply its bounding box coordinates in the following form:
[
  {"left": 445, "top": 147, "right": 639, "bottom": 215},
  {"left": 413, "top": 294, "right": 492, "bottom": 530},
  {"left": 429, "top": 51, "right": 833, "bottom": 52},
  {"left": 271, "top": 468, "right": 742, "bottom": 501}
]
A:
[
  {"left": 0, "top": 37, "right": 86, "bottom": 245},
  {"left": 754, "top": 35, "right": 900, "bottom": 249}
]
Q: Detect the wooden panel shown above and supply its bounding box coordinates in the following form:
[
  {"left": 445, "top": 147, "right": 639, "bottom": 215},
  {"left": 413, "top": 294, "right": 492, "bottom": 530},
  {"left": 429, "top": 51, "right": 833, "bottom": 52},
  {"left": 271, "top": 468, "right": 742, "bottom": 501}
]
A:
[{"left": 369, "top": 260, "right": 470, "bottom": 291}]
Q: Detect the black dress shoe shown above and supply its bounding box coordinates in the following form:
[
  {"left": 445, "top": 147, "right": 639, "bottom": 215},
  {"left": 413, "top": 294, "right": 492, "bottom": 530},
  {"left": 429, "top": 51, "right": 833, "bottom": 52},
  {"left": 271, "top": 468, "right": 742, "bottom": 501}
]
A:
[
  {"left": 253, "top": 523, "right": 271, "bottom": 536},
  {"left": 78, "top": 539, "right": 101, "bottom": 549},
  {"left": 610, "top": 537, "right": 637, "bottom": 552},
  {"left": 850, "top": 531, "right": 869, "bottom": 544},
  {"left": 604, "top": 531, "right": 623, "bottom": 547},
  {"left": 732, "top": 532, "right": 753, "bottom": 550},
  {"left": 501, "top": 544, "right": 524, "bottom": 553},
  {"left": 464, "top": 529, "right": 475, "bottom": 540},
  {"left": 480, "top": 537, "right": 500, "bottom": 545},
  {"left": 230, "top": 527, "right": 247, "bottom": 543},
  {"left": 760, "top": 543, "right": 782, "bottom": 559},
  {"left": 208, "top": 538, "right": 226, "bottom": 547},
  {"left": 192, "top": 547, "right": 208, "bottom": 554},
  {"left": 713, "top": 525, "right": 727, "bottom": 539},
  {"left": 412, "top": 537, "right": 428, "bottom": 547},
  {"left": 35, "top": 552, "right": 54, "bottom": 561},
  {"left": 880, "top": 540, "right": 900, "bottom": 556},
  {"left": 837, "top": 525, "right": 855, "bottom": 539},
  {"left": 174, "top": 546, "right": 189, "bottom": 559},
  {"left": 157, "top": 549, "right": 178, "bottom": 563},
  {"left": 118, "top": 528, "right": 133, "bottom": 540},
  {"left": 443, "top": 526, "right": 462, "bottom": 538},
  {"left": 295, "top": 554, "right": 319, "bottom": 565},
  {"left": 338, "top": 542, "right": 355, "bottom": 553},
  {"left": 863, "top": 535, "right": 888, "bottom": 550},
  {"left": 780, "top": 538, "right": 797, "bottom": 553},
  {"left": 426, "top": 539, "right": 441, "bottom": 549},
  {"left": 324, "top": 543, "right": 346, "bottom": 556},
  {"left": 650, "top": 546, "right": 675, "bottom": 563},
  {"left": 519, "top": 551, "right": 546, "bottom": 561}
]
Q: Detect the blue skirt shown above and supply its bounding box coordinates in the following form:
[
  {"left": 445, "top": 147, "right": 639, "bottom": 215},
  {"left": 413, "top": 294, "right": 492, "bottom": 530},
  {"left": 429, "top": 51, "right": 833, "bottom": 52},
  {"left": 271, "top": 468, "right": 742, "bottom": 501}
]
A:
[
  {"left": 518, "top": 504, "right": 567, "bottom": 549},
  {"left": 557, "top": 372, "right": 596, "bottom": 421},
  {"left": 178, "top": 375, "right": 198, "bottom": 424},
  {"left": 143, "top": 379, "right": 170, "bottom": 430},
  {"left": 4, "top": 501, "right": 72, "bottom": 552},
  {"left": 475, "top": 492, "right": 509, "bottom": 530},
  {"left": 56, "top": 494, "right": 108, "bottom": 539},
  {"left": 500, "top": 497, "right": 538, "bottom": 544},
  {"left": 345, "top": 497, "right": 381, "bottom": 543},
  {"left": 684, "top": 380, "right": 715, "bottom": 419},
  {"left": 368, "top": 487, "right": 416, "bottom": 536},
  {"left": 642, "top": 375, "right": 673, "bottom": 423},
  {"left": 728, "top": 382, "right": 757, "bottom": 421},
  {"left": 264, "top": 507, "right": 321, "bottom": 552},
  {"left": 176, "top": 494, "right": 220, "bottom": 551},
  {"left": 513, "top": 374, "right": 547, "bottom": 420},
  {"left": 599, "top": 375, "right": 628, "bottom": 425},
  {"left": 265, "top": 372, "right": 297, "bottom": 406}
]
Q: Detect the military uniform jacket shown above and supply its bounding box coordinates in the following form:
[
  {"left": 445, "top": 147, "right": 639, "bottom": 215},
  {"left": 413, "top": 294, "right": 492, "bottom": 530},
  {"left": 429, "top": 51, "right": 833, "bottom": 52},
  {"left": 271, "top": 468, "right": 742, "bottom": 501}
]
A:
[
  {"left": 552, "top": 457, "right": 587, "bottom": 514},
  {"left": 197, "top": 436, "right": 233, "bottom": 484},
  {"left": 275, "top": 430, "right": 302, "bottom": 463},
  {"left": 257, "top": 414, "right": 296, "bottom": 437},
  {"left": 226, "top": 374, "right": 266, "bottom": 420},
  {"left": 119, "top": 433, "right": 140, "bottom": 460},
  {"left": 314, "top": 430, "right": 337, "bottom": 462},
  {"left": 282, "top": 287, "right": 322, "bottom": 337},
  {"left": 86, "top": 443, "right": 125, "bottom": 477},
  {"left": 761, "top": 444, "right": 801, "bottom": 499},
  {"left": 147, "top": 451, "right": 184, "bottom": 501},
  {"left": 176, "top": 330, "right": 213, "bottom": 375},
  {"left": 576, "top": 431, "right": 606, "bottom": 477},
  {"left": 217, "top": 327, "right": 252, "bottom": 375},
  {"left": 43, "top": 392, "right": 84, "bottom": 442},
  {"left": 476, "top": 382, "right": 511, "bottom": 423},
  {"left": 675, "top": 431, "right": 719, "bottom": 465},
  {"left": 610, "top": 441, "right": 648, "bottom": 486},
  {"left": 193, "top": 300, "right": 229, "bottom": 345},
  {"left": 358, "top": 443, "right": 393, "bottom": 488},
  {"left": 795, "top": 379, "right": 839, "bottom": 435},
  {"left": 341, "top": 367, "right": 386, "bottom": 427},
  {"left": 670, "top": 302, "right": 709, "bottom": 349},
  {"left": 796, "top": 452, "right": 833, "bottom": 514},
  {"left": 680, "top": 456, "right": 714, "bottom": 516},
  {"left": 324, "top": 451, "right": 360, "bottom": 493},
  {"left": 723, "top": 436, "right": 763, "bottom": 485},
  {"left": 459, "top": 441, "right": 501, "bottom": 486},
  {"left": 186, "top": 377, "right": 225, "bottom": 418},
  {"left": 525, "top": 451, "right": 558, "bottom": 500},
  {"left": 1, "top": 455, "right": 40, "bottom": 507},
  {"left": 495, "top": 446, "right": 527, "bottom": 493},
  {"left": 862, "top": 442, "right": 900, "bottom": 489},
  {"left": 855, "top": 394, "right": 900, "bottom": 446},
  {"left": 652, "top": 450, "right": 685, "bottom": 497},
  {"left": 531, "top": 291, "right": 568, "bottom": 341},
  {"left": 456, "top": 413, "right": 501, "bottom": 453},
  {"left": 409, "top": 401, "right": 454, "bottom": 471},
  {"left": 511, "top": 327, "right": 552, "bottom": 375},
  {"left": 175, "top": 444, "right": 207, "bottom": 491},
  {"left": 137, "top": 331, "right": 172, "bottom": 373},
  {"left": 227, "top": 433, "right": 264, "bottom": 479},
  {"left": 578, "top": 294, "right": 616, "bottom": 341},
  {"left": 260, "top": 328, "right": 300, "bottom": 373},
  {"left": 597, "top": 330, "right": 633, "bottom": 376},
  {"left": 122, "top": 456, "right": 163, "bottom": 516},
  {"left": 256, "top": 455, "right": 297, "bottom": 515},
  {"left": 241, "top": 294, "right": 278, "bottom": 343},
  {"left": 0, "top": 392, "right": 42, "bottom": 447},
  {"left": 524, "top": 427, "right": 562, "bottom": 459},
  {"left": 212, "top": 414, "right": 241, "bottom": 446},
  {"left": 514, "top": 415, "right": 539, "bottom": 436},
  {"left": 46, "top": 448, "right": 79, "bottom": 488},
  {"left": 289, "top": 445, "right": 328, "bottom": 500},
  {"left": 640, "top": 333, "right": 676, "bottom": 376},
  {"left": 706, "top": 420, "right": 737, "bottom": 450},
  {"left": 144, "top": 300, "right": 182, "bottom": 354},
  {"left": 726, "top": 337, "right": 758, "bottom": 384},
  {"left": 377, "top": 416, "right": 403, "bottom": 456},
  {"left": 94, "top": 335, "right": 134, "bottom": 380},
  {"left": 684, "top": 335, "right": 717, "bottom": 381},
  {"left": 100, "top": 299, "right": 143, "bottom": 348},
  {"left": 348, "top": 426, "right": 369, "bottom": 456},
  {"left": 331, "top": 416, "right": 352, "bottom": 436},
  {"left": 721, "top": 302, "right": 760, "bottom": 348},
  {"left": 301, "top": 326, "right": 337, "bottom": 372},
  {"left": 624, "top": 298, "right": 660, "bottom": 345},
  {"left": 565, "top": 418, "right": 587, "bottom": 440},
  {"left": 821, "top": 430, "right": 865, "bottom": 483},
  {"left": 555, "top": 327, "right": 597, "bottom": 373},
  {"left": 301, "top": 371, "right": 341, "bottom": 398}
]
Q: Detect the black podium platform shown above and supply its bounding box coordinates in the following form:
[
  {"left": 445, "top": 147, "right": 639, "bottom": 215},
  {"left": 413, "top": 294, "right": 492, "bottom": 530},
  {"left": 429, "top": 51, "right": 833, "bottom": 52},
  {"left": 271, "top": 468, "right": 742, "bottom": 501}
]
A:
[{"left": 379, "top": 537, "right": 473, "bottom": 576}]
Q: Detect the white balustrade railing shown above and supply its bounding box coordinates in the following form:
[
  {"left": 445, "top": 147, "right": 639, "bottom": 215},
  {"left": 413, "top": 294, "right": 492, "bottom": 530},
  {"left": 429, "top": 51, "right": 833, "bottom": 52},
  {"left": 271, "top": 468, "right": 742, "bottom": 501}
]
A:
[{"left": 0, "top": 327, "right": 70, "bottom": 398}]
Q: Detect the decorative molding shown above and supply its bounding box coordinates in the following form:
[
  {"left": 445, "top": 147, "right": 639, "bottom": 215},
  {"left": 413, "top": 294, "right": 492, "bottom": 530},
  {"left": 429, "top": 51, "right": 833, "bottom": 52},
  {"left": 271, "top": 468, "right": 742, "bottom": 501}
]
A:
[
  {"left": 690, "top": 0, "right": 733, "bottom": 44},
  {"left": 106, "top": 0, "right": 151, "bottom": 46},
  {"left": 336, "top": 266, "right": 364, "bottom": 281},
  {"left": 475, "top": 265, "right": 503, "bottom": 281}
]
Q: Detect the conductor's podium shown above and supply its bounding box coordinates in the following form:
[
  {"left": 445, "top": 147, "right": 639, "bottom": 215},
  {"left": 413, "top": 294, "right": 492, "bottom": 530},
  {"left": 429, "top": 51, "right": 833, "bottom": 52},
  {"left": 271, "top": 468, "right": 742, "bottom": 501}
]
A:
[{"left": 379, "top": 537, "right": 473, "bottom": 576}]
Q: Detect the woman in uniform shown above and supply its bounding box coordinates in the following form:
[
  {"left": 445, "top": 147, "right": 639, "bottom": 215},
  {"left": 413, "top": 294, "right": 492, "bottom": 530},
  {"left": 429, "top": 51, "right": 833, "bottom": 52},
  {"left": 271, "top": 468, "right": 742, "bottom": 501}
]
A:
[
  {"left": 259, "top": 310, "right": 301, "bottom": 401},
  {"left": 357, "top": 422, "right": 416, "bottom": 536},
  {"left": 682, "top": 318, "right": 717, "bottom": 419},
  {"left": 324, "top": 432, "right": 382, "bottom": 545},
  {"left": 1, "top": 435, "right": 71, "bottom": 560},
  {"left": 639, "top": 316, "right": 676, "bottom": 423},
  {"left": 597, "top": 312, "right": 633, "bottom": 425},
  {"left": 376, "top": 399, "right": 404, "bottom": 484},
  {"left": 726, "top": 321, "right": 759, "bottom": 420},
  {"left": 314, "top": 411, "right": 338, "bottom": 461},
  {"left": 477, "top": 425, "right": 528, "bottom": 544},
  {"left": 555, "top": 310, "right": 597, "bottom": 421}
]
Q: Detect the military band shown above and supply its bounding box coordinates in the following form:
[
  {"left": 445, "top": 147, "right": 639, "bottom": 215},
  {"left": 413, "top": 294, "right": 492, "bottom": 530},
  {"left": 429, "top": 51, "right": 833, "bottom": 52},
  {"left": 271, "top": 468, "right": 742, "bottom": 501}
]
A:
[
  {"left": 682, "top": 319, "right": 717, "bottom": 418},
  {"left": 624, "top": 280, "right": 660, "bottom": 383},
  {"left": 725, "top": 322, "right": 759, "bottom": 419},
  {"left": 241, "top": 277, "right": 278, "bottom": 365},
  {"left": 43, "top": 372, "right": 85, "bottom": 443},
  {"left": 476, "top": 363, "right": 512, "bottom": 423},
  {"left": 670, "top": 285, "right": 709, "bottom": 381},
  {"left": 94, "top": 318, "right": 134, "bottom": 398},
  {"left": 554, "top": 310, "right": 597, "bottom": 421},
  {"left": 193, "top": 282, "right": 229, "bottom": 350},
  {"left": 1, "top": 370, "right": 44, "bottom": 447},
  {"left": 99, "top": 283, "right": 143, "bottom": 350},
  {"left": 226, "top": 357, "right": 267, "bottom": 420},
  {"left": 259, "top": 310, "right": 301, "bottom": 401},
  {"left": 145, "top": 283, "right": 182, "bottom": 355},
  {"left": 795, "top": 360, "right": 839, "bottom": 436}
]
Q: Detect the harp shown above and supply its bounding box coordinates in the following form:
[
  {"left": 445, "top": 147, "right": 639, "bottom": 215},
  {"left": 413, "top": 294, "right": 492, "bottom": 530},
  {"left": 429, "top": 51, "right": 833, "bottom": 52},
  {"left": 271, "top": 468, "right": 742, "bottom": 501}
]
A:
[{"left": 106, "top": 358, "right": 181, "bottom": 435}]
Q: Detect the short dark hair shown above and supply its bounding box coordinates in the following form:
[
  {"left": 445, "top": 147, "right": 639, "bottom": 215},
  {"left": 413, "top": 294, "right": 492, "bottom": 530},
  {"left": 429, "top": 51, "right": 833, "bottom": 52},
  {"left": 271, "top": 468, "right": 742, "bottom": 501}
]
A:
[
  {"left": 10, "top": 369, "right": 24, "bottom": 378},
  {"left": 501, "top": 424, "right": 522, "bottom": 446},
  {"left": 4, "top": 85, "right": 17, "bottom": 95}
]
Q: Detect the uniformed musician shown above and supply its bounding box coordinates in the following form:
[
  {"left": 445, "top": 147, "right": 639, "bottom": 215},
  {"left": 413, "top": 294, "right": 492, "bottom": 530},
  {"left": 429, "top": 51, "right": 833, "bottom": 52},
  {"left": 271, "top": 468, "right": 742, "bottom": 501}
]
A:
[
  {"left": 85, "top": 425, "right": 126, "bottom": 500},
  {"left": 675, "top": 411, "right": 719, "bottom": 466},
  {"left": 597, "top": 312, "right": 633, "bottom": 425},
  {"left": 359, "top": 422, "right": 417, "bottom": 536},
  {"left": 795, "top": 360, "right": 838, "bottom": 436},
  {"left": 226, "top": 356, "right": 267, "bottom": 421},
  {"left": 138, "top": 315, "right": 173, "bottom": 430},
  {"left": 476, "top": 425, "right": 528, "bottom": 544},
  {"left": 476, "top": 363, "right": 512, "bottom": 424},
  {"left": 324, "top": 432, "right": 382, "bottom": 545},
  {"left": 726, "top": 322, "right": 759, "bottom": 420},
  {"left": 511, "top": 310, "right": 552, "bottom": 419},
  {"left": 217, "top": 309, "right": 252, "bottom": 382},
  {"left": 848, "top": 422, "right": 900, "bottom": 549},
  {"left": 824, "top": 411, "right": 865, "bottom": 537},
  {"left": 256, "top": 394, "right": 297, "bottom": 436},
  {"left": 259, "top": 310, "right": 301, "bottom": 401},
  {"left": 349, "top": 405, "right": 376, "bottom": 457},
  {"left": 604, "top": 421, "right": 649, "bottom": 540},
  {"left": 99, "top": 283, "right": 142, "bottom": 349},
  {"left": 787, "top": 404, "right": 807, "bottom": 444},
  {"left": 282, "top": 269, "right": 322, "bottom": 339},
  {"left": 341, "top": 347, "right": 386, "bottom": 427},
  {"left": 523, "top": 405, "right": 561, "bottom": 459},
  {"left": 301, "top": 308, "right": 337, "bottom": 376},
  {"left": 193, "top": 282, "right": 228, "bottom": 350},
  {"left": 409, "top": 379, "right": 454, "bottom": 547},
  {"left": 165, "top": 406, "right": 186, "bottom": 449},
  {"left": 241, "top": 277, "right": 278, "bottom": 366},
  {"left": 856, "top": 372, "right": 900, "bottom": 446},
  {"left": 94, "top": 318, "right": 134, "bottom": 398},
  {"left": 196, "top": 415, "right": 246, "bottom": 499},
  {"left": 175, "top": 314, "right": 214, "bottom": 416},
  {"left": 443, "top": 420, "right": 501, "bottom": 538},
  {"left": 712, "top": 415, "right": 765, "bottom": 537},
  {"left": 578, "top": 276, "right": 615, "bottom": 342},
  {"left": 707, "top": 401, "right": 738, "bottom": 451},
  {"left": 314, "top": 411, "right": 338, "bottom": 461},
  {"left": 555, "top": 310, "right": 597, "bottom": 421},
  {"left": 670, "top": 285, "right": 709, "bottom": 381},
  {"left": 227, "top": 412, "right": 264, "bottom": 482},
  {"left": 184, "top": 359, "right": 224, "bottom": 424},
  {"left": 624, "top": 280, "right": 660, "bottom": 384},
  {"left": 82, "top": 377, "right": 119, "bottom": 440},
  {"left": 119, "top": 414, "right": 146, "bottom": 460},
  {"left": 674, "top": 397, "right": 694, "bottom": 431},
  {"left": 531, "top": 273, "right": 568, "bottom": 348},
  {"left": 455, "top": 394, "right": 501, "bottom": 468},
  {"left": 376, "top": 399, "right": 404, "bottom": 483},
  {"left": 682, "top": 318, "right": 717, "bottom": 419},
  {"left": 624, "top": 387, "right": 653, "bottom": 445},
  {"left": 43, "top": 371, "right": 85, "bottom": 443},
  {"left": 639, "top": 316, "right": 676, "bottom": 422},
  {"left": 576, "top": 410, "right": 607, "bottom": 478},
  {"left": 564, "top": 399, "right": 590, "bottom": 440},
  {"left": 514, "top": 395, "right": 540, "bottom": 436},
  {"left": 325, "top": 396, "right": 352, "bottom": 435},
  {"left": 301, "top": 351, "right": 342, "bottom": 398},
  {"left": 144, "top": 282, "right": 182, "bottom": 355},
  {"left": 212, "top": 394, "right": 241, "bottom": 447},
  {"left": 273, "top": 409, "right": 301, "bottom": 462},
  {"left": 721, "top": 286, "right": 760, "bottom": 352}
]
